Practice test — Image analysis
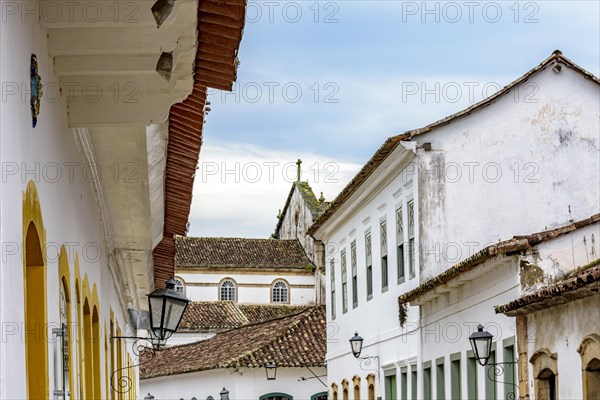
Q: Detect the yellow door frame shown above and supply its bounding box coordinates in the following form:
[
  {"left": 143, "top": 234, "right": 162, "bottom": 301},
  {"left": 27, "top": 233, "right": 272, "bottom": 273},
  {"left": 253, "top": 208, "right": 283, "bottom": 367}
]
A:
[{"left": 22, "top": 181, "right": 49, "bottom": 399}]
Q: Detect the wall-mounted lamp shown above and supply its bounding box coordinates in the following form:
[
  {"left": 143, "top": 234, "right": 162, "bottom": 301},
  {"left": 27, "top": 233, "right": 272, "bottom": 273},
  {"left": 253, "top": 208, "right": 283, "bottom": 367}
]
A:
[
  {"left": 220, "top": 387, "right": 230, "bottom": 400},
  {"left": 111, "top": 278, "right": 190, "bottom": 395},
  {"left": 467, "top": 323, "right": 518, "bottom": 397},
  {"left": 349, "top": 332, "right": 364, "bottom": 358},
  {"left": 468, "top": 324, "right": 493, "bottom": 366},
  {"left": 349, "top": 332, "right": 380, "bottom": 380},
  {"left": 147, "top": 277, "right": 190, "bottom": 341},
  {"left": 265, "top": 361, "right": 277, "bottom": 380}
]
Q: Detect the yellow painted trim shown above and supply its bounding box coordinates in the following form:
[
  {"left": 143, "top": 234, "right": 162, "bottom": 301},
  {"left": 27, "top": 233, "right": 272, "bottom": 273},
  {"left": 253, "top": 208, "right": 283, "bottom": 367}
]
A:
[
  {"left": 116, "top": 325, "right": 124, "bottom": 400},
  {"left": 22, "top": 180, "right": 49, "bottom": 399},
  {"left": 74, "top": 254, "right": 83, "bottom": 399},
  {"left": 83, "top": 297, "right": 93, "bottom": 398},
  {"left": 109, "top": 316, "right": 115, "bottom": 400},
  {"left": 91, "top": 284, "right": 101, "bottom": 397},
  {"left": 352, "top": 375, "right": 361, "bottom": 400},
  {"left": 58, "top": 247, "right": 73, "bottom": 397},
  {"left": 104, "top": 321, "right": 109, "bottom": 400},
  {"left": 91, "top": 283, "right": 100, "bottom": 311}
]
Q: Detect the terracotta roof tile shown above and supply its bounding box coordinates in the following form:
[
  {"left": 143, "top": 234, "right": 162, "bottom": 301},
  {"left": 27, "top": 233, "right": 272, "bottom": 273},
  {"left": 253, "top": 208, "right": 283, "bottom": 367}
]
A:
[
  {"left": 495, "top": 260, "right": 600, "bottom": 316},
  {"left": 175, "top": 236, "right": 316, "bottom": 270},
  {"left": 238, "top": 304, "right": 311, "bottom": 324},
  {"left": 153, "top": 0, "right": 247, "bottom": 287},
  {"left": 179, "top": 302, "right": 311, "bottom": 331},
  {"left": 140, "top": 305, "right": 326, "bottom": 379},
  {"left": 179, "top": 301, "right": 248, "bottom": 331},
  {"left": 308, "top": 51, "right": 600, "bottom": 237}
]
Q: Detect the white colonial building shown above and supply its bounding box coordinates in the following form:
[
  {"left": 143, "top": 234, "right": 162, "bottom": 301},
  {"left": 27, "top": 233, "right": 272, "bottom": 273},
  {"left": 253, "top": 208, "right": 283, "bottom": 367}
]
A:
[
  {"left": 174, "top": 236, "right": 318, "bottom": 305},
  {"left": 0, "top": 0, "right": 246, "bottom": 398},
  {"left": 141, "top": 175, "right": 331, "bottom": 398},
  {"left": 308, "top": 51, "right": 599, "bottom": 399},
  {"left": 141, "top": 306, "right": 328, "bottom": 400}
]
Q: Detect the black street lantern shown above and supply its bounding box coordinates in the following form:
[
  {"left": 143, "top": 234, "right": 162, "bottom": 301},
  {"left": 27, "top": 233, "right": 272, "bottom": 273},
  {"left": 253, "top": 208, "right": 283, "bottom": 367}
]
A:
[
  {"left": 469, "top": 324, "right": 494, "bottom": 366},
  {"left": 144, "top": 393, "right": 155, "bottom": 400},
  {"left": 220, "top": 387, "right": 230, "bottom": 400},
  {"left": 265, "top": 361, "right": 277, "bottom": 380},
  {"left": 147, "top": 278, "right": 190, "bottom": 341},
  {"left": 349, "top": 332, "right": 364, "bottom": 358},
  {"left": 149, "top": 331, "right": 168, "bottom": 350}
]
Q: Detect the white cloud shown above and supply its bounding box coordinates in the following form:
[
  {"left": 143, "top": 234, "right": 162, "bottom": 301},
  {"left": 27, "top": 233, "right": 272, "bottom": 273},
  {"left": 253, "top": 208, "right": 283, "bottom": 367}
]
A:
[{"left": 187, "top": 141, "right": 362, "bottom": 238}]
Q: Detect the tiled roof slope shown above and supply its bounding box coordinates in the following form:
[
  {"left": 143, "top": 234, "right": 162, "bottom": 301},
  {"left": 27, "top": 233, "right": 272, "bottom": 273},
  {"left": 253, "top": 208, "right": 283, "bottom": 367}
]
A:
[
  {"left": 175, "top": 236, "right": 315, "bottom": 270},
  {"left": 495, "top": 260, "right": 600, "bottom": 316},
  {"left": 238, "top": 304, "right": 310, "bottom": 324},
  {"left": 179, "top": 302, "right": 248, "bottom": 331},
  {"left": 308, "top": 51, "right": 600, "bottom": 237},
  {"left": 153, "top": 0, "right": 247, "bottom": 286},
  {"left": 179, "top": 302, "right": 311, "bottom": 331},
  {"left": 141, "top": 305, "right": 326, "bottom": 379}
]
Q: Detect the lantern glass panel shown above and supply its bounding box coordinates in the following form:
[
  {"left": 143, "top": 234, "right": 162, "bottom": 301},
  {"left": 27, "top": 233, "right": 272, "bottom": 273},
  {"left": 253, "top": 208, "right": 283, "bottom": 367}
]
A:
[
  {"left": 164, "top": 298, "right": 187, "bottom": 331},
  {"left": 475, "top": 336, "right": 492, "bottom": 361},
  {"left": 149, "top": 296, "right": 164, "bottom": 331}
]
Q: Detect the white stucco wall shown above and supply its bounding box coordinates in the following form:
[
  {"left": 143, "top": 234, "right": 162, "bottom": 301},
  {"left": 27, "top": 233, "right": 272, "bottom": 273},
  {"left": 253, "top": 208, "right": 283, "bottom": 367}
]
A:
[
  {"left": 315, "top": 60, "right": 599, "bottom": 399},
  {"left": 522, "top": 222, "right": 600, "bottom": 289},
  {"left": 322, "top": 155, "right": 421, "bottom": 398},
  {"left": 415, "top": 65, "right": 600, "bottom": 280},
  {"left": 526, "top": 294, "right": 600, "bottom": 400},
  {"left": 278, "top": 184, "right": 319, "bottom": 263},
  {"left": 418, "top": 258, "right": 520, "bottom": 400},
  {"left": 177, "top": 271, "right": 316, "bottom": 304},
  {"left": 0, "top": 12, "right": 138, "bottom": 399},
  {"left": 141, "top": 367, "right": 328, "bottom": 400}
]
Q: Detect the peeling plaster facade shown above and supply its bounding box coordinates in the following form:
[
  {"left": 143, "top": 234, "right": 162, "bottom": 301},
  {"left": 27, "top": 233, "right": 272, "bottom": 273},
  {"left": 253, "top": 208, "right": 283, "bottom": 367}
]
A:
[
  {"left": 311, "top": 53, "right": 600, "bottom": 399},
  {"left": 276, "top": 181, "right": 329, "bottom": 304},
  {"left": 415, "top": 65, "right": 600, "bottom": 281}
]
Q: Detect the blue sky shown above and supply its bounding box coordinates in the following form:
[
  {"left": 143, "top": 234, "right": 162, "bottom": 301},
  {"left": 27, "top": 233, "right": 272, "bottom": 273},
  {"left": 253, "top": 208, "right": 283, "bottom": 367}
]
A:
[{"left": 188, "top": 1, "right": 600, "bottom": 238}]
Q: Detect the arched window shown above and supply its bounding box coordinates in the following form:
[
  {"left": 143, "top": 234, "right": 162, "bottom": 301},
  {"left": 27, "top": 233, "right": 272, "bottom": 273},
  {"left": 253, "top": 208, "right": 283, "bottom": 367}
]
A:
[
  {"left": 331, "top": 383, "right": 338, "bottom": 400},
  {"left": 578, "top": 334, "right": 600, "bottom": 399},
  {"left": 311, "top": 392, "right": 328, "bottom": 400},
  {"left": 174, "top": 277, "right": 185, "bottom": 295},
  {"left": 353, "top": 375, "right": 361, "bottom": 400},
  {"left": 220, "top": 280, "right": 237, "bottom": 302},
  {"left": 259, "top": 393, "right": 293, "bottom": 400},
  {"left": 272, "top": 280, "right": 289, "bottom": 303},
  {"left": 341, "top": 379, "right": 349, "bottom": 400},
  {"left": 366, "top": 374, "right": 376, "bottom": 400},
  {"left": 530, "top": 349, "right": 558, "bottom": 400}
]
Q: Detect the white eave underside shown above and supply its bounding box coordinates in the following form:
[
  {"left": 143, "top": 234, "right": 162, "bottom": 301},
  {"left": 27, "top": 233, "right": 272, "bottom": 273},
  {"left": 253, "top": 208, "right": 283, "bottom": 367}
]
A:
[{"left": 56, "top": 0, "right": 200, "bottom": 313}]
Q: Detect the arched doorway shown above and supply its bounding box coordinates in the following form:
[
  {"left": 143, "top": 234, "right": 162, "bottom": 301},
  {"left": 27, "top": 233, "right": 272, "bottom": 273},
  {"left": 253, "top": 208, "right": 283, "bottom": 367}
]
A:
[
  {"left": 578, "top": 334, "right": 600, "bottom": 399},
  {"left": 24, "top": 221, "right": 48, "bottom": 399}
]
